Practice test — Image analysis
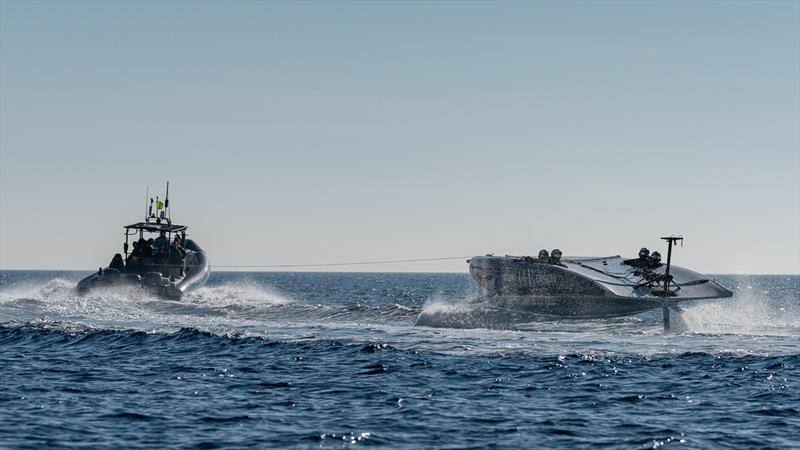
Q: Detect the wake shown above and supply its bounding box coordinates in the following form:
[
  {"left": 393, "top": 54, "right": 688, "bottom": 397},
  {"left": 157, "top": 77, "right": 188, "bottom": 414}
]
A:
[
  {"left": 415, "top": 291, "right": 799, "bottom": 338},
  {"left": 0, "top": 277, "right": 293, "bottom": 330}
]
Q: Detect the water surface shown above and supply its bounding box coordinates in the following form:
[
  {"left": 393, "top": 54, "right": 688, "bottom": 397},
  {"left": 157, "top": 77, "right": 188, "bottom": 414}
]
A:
[{"left": 1, "top": 271, "right": 798, "bottom": 449}]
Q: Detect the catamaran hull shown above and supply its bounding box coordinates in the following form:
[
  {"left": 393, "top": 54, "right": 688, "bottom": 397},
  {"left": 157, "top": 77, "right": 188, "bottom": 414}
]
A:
[{"left": 76, "top": 239, "right": 211, "bottom": 300}]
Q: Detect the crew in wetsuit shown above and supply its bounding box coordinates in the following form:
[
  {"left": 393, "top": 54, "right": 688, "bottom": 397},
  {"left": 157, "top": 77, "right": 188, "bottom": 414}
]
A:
[
  {"left": 153, "top": 231, "right": 169, "bottom": 253},
  {"left": 624, "top": 247, "right": 662, "bottom": 269},
  {"left": 624, "top": 247, "right": 652, "bottom": 268},
  {"left": 141, "top": 239, "right": 153, "bottom": 257},
  {"left": 128, "top": 238, "right": 153, "bottom": 274},
  {"left": 650, "top": 251, "right": 662, "bottom": 265},
  {"left": 129, "top": 240, "right": 139, "bottom": 258},
  {"left": 167, "top": 239, "right": 187, "bottom": 277},
  {"left": 126, "top": 240, "right": 142, "bottom": 273},
  {"left": 550, "top": 249, "right": 567, "bottom": 267},
  {"left": 109, "top": 253, "right": 125, "bottom": 271},
  {"left": 129, "top": 238, "right": 151, "bottom": 257}
]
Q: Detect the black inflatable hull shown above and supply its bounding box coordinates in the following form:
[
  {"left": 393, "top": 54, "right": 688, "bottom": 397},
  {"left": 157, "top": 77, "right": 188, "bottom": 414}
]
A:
[{"left": 76, "top": 239, "right": 211, "bottom": 300}]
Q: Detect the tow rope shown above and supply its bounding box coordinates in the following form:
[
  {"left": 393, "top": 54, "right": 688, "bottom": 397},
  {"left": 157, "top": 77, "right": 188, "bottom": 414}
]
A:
[{"left": 212, "top": 256, "right": 471, "bottom": 269}]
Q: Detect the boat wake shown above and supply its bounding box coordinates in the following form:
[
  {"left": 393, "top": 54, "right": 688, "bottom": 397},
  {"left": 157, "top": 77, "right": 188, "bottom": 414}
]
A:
[
  {"left": 415, "top": 291, "right": 799, "bottom": 338},
  {"left": 680, "top": 295, "right": 799, "bottom": 337},
  {"left": 0, "top": 277, "right": 293, "bottom": 330},
  {"left": 0, "top": 276, "right": 417, "bottom": 332},
  {"left": 189, "top": 282, "right": 293, "bottom": 307},
  {"left": 1, "top": 274, "right": 797, "bottom": 358}
]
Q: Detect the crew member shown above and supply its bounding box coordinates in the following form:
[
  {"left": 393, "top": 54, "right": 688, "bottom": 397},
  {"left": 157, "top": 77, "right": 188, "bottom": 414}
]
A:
[
  {"left": 130, "top": 238, "right": 150, "bottom": 257},
  {"left": 624, "top": 247, "right": 651, "bottom": 268},
  {"left": 649, "top": 251, "right": 662, "bottom": 266},
  {"left": 167, "top": 239, "right": 186, "bottom": 277},
  {"left": 141, "top": 239, "right": 153, "bottom": 257},
  {"left": 538, "top": 249, "right": 549, "bottom": 260},
  {"left": 647, "top": 252, "right": 661, "bottom": 269},
  {"left": 153, "top": 231, "right": 169, "bottom": 252},
  {"left": 550, "top": 249, "right": 567, "bottom": 267},
  {"left": 127, "top": 239, "right": 149, "bottom": 274},
  {"left": 109, "top": 253, "right": 125, "bottom": 271}
]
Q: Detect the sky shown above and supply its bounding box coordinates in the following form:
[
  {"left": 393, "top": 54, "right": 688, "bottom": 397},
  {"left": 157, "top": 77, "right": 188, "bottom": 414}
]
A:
[{"left": 1, "top": 1, "right": 798, "bottom": 274}]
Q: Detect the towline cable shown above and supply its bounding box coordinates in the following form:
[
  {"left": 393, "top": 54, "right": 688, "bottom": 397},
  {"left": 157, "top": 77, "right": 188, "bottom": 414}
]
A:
[{"left": 212, "top": 256, "right": 472, "bottom": 269}]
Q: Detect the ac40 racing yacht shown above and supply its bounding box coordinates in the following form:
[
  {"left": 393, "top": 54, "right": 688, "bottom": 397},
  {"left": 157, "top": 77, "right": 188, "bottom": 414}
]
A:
[{"left": 465, "top": 237, "right": 732, "bottom": 329}]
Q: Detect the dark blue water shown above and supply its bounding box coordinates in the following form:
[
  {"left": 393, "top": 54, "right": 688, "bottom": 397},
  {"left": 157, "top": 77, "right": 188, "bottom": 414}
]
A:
[{"left": 1, "top": 271, "right": 798, "bottom": 449}]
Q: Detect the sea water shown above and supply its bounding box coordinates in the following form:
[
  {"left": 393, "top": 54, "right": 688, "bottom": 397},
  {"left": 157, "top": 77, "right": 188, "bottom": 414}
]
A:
[{"left": 0, "top": 271, "right": 798, "bottom": 449}]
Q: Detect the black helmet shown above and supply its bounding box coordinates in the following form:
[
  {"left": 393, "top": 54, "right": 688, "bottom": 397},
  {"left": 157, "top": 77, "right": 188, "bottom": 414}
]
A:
[
  {"left": 551, "top": 249, "right": 562, "bottom": 259},
  {"left": 650, "top": 251, "right": 662, "bottom": 262},
  {"left": 639, "top": 247, "right": 650, "bottom": 258},
  {"left": 538, "top": 249, "right": 549, "bottom": 259}
]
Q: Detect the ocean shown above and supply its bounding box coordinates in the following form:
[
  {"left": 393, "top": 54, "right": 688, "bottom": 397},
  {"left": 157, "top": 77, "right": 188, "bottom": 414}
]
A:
[{"left": 0, "top": 271, "right": 798, "bottom": 449}]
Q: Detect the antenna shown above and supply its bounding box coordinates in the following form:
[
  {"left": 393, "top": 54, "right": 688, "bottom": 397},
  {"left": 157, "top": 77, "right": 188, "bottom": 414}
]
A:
[
  {"left": 659, "top": 235, "right": 684, "bottom": 294},
  {"left": 144, "top": 186, "right": 149, "bottom": 222},
  {"left": 165, "top": 181, "right": 170, "bottom": 222}
]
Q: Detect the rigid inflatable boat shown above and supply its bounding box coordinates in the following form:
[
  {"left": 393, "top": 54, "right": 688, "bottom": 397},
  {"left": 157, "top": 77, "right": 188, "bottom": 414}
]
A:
[{"left": 77, "top": 186, "right": 210, "bottom": 299}]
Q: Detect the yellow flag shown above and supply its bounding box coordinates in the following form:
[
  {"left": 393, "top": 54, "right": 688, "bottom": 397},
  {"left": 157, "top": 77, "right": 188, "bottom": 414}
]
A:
[{"left": 156, "top": 200, "right": 164, "bottom": 210}]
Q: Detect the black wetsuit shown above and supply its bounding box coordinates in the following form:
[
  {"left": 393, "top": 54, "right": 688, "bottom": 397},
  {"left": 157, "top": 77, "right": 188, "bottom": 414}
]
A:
[{"left": 623, "top": 257, "right": 661, "bottom": 269}]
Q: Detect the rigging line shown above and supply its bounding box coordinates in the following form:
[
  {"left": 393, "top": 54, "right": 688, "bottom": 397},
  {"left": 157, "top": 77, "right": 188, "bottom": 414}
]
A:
[{"left": 213, "top": 256, "right": 472, "bottom": 269}]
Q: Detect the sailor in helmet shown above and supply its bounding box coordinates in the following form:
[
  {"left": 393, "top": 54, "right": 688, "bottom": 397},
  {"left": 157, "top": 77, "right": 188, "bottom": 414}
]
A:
[
  {"left": 550, "top": 248, "right": 567, "bottom": 267},
  {"left": 624, "top": 247, "right": 652, "bottom": 268},
  {"left": 649, "top": 251, "right": 662, "bottom": 267},
  {"left": 538, "top": 249, "right": 549, "bottom": 260}
]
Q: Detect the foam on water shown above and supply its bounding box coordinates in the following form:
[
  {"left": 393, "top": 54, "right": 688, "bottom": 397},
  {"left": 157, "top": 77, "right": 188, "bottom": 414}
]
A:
[
  {"left": 417, "top": 277, "right": 799, "bottom": 335},
  {"left": 679, "top": 278, "right": 799, "bottom": 337},
  {"left": 0, "top": 277, "right": 76, "bottom": 304},
  {"left": 0, "top": 275, "right": 295, "bottom": 334},
  {"left": 1, "top": 273, "right": 798, "bottom": 358},
  {"left": 189, "top": 280, "right": 293, "bottom": 307}
]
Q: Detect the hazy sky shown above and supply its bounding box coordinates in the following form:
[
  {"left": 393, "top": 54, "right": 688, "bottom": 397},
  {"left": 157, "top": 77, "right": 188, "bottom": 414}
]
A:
[{"left": 1, "top": 1, "right": 798, "bottom": 274}]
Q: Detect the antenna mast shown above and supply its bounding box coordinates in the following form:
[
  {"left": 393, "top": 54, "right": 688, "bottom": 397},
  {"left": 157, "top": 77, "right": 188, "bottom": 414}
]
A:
[
  {"left": 659, "top": 236, "right": 684, "bottom": 294},
  {"left": 165, "top": 181, "right": 170, "bottom": 222}
]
